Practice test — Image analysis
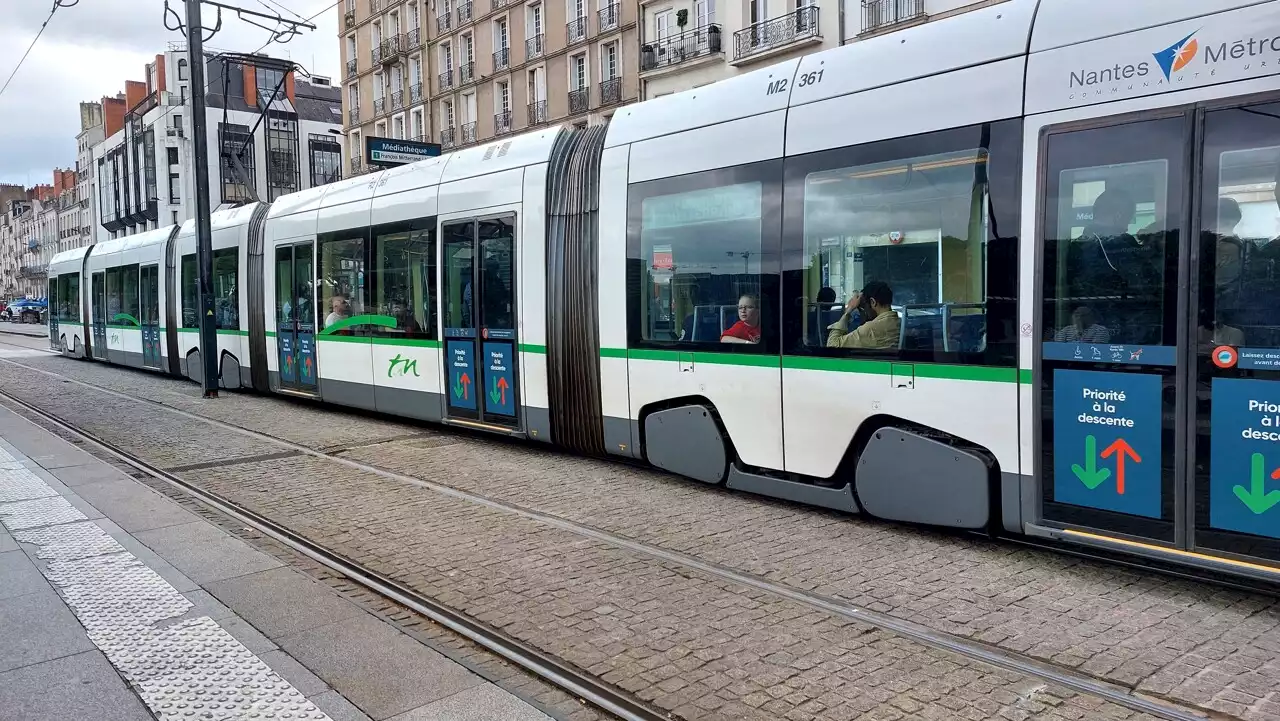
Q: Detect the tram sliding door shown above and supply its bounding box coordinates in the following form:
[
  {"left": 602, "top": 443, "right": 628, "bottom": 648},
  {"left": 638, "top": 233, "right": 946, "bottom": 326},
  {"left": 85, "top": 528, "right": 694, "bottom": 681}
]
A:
[
  {"left": 1039, "top": 100, "right": 1280, "bottom": 571},
  {"left": 140, "top": 265, "right": 162, "bottom": 369},
  {"left": 91, "top": 272, "right": 107, "bottom": 360},
  {"left": 440, "top": 216, "right": 521, "bottom": 428},
  {"left": 1037, "top": 115, "right": 1186, "bottom": 548},
  {"left": 1191, "top": 98, "right": 1280, "bottom": 567},
  {"left": 48, "top": 277, "right": 58, "bottom": 351},
  {"left": 274, "top": 242, "right": 318, "bottom": 393}
]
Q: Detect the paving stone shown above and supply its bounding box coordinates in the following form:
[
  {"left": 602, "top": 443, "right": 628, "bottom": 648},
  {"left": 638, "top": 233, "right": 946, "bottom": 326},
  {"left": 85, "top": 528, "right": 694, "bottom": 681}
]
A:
[
  {"left": 0, "top": 355, "right": 1245, "bottom": 721},
  {"left": 0, "top": 650, "right": 152, "bottom": 721}
]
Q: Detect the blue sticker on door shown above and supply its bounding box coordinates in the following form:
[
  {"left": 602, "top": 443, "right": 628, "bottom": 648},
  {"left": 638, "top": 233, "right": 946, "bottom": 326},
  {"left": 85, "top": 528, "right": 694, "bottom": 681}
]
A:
[
  {"left": 482, "top": 341, "right": 516, "bottom": 417},
  {"left": 447, "top": 341, "right": 477, "bottom": 411},
  {"left": 1210, "top": 378, "right": 1280, "bottom": 538},
  {"left": 279, "top": 333, "right": 296, "bottom": 384},
  {"left": 1053, "top": 369, "right": 1163, "bottom": 518}
]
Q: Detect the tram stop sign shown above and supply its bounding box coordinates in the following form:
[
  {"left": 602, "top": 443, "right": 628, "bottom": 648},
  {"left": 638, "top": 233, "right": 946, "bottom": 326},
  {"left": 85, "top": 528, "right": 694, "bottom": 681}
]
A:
[
  {"left": 1053, "top": 369, "right": 1162, "bottom": 518},
  {"left": 1210, "top": 378, "right": 1280, "bottom": 539}
]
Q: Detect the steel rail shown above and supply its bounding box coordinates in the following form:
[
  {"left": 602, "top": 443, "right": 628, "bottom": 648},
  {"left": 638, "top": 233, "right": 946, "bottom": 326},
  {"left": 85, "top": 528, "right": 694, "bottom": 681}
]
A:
[
  {"left": 0, "top": 356, "right": 1218, "bottom": 721},
  {"left": 0, "top": 385, "right": 665, "bottom": 721}
]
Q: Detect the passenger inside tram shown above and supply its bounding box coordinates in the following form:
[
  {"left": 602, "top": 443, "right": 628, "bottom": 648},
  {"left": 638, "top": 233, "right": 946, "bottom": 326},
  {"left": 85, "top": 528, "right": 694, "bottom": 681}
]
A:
[
  {"left": 325, "top": 294, "right": 351, "bottom": 326},
  {"left": 825, "top": 281, "right": 900, "bottom": 350},
  {"left": 720, "top": 294, "right": 762, "bottom": 344}
]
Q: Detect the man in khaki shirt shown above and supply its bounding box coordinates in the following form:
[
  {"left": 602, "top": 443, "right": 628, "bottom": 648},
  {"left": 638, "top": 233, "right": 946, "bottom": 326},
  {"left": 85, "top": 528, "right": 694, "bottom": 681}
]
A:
[{"left": 826, "top": 281, "right": 900, "bottom": 350}]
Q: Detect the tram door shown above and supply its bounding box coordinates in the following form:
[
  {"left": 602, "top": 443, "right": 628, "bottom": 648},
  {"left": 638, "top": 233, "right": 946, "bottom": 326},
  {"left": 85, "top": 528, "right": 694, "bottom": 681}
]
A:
[
  {"left": 48, "top": 277, "right": 58, "bottom": 351},
  {"left": 91, "top": 272, "right": 107, "bottom": 360},
  {"left": 440, "top": 217, "right": 521, "bottom": 427},
  {"left": 274, "top": 242, "right": 318, "bottom": 393},
  {"left": 1038, "top": 102, "right": 1280, "bottom": 570},
  {"left": 139, "top": 265, "right": 162, "bottom": 368}
]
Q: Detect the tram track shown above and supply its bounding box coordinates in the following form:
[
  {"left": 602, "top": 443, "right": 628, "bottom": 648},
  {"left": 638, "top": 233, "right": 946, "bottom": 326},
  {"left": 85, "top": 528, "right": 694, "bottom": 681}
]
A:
[{"left": 0, "top": 352, "right": 1232, "bottom": 721}]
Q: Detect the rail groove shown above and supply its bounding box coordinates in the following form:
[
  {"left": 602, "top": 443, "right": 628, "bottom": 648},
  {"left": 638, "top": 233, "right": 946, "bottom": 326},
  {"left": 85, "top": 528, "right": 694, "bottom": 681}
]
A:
[
  {"left": 0, "top": 356, "right": 1217, "bottom": 721},
  {"left": 0, "top": 385, "right": 665, "bottom": 721}
]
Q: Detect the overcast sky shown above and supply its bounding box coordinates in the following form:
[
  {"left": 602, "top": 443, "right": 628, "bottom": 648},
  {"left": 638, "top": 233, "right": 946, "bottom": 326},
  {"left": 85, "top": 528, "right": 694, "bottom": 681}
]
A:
[{"left": 0, "top": 0, "right": 340, "bottom": 187}]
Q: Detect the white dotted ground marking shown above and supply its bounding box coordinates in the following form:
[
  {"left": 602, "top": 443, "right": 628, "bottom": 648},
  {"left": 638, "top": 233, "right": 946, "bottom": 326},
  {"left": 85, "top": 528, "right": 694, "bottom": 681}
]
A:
[{"left": 0, "top": 446, "right": 332, "bottom": 721}]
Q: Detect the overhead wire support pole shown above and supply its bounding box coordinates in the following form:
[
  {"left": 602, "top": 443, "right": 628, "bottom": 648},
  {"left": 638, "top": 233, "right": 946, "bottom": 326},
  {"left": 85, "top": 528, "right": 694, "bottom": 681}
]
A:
[{"left": 172, "top": 0, "right": 316, "bottom": 398}]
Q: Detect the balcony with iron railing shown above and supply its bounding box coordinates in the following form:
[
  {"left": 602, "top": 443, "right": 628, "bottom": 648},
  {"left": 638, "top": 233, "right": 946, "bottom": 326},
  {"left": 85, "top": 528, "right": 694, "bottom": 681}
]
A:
[
  {"left": 461, "top": 121, "right": 477, "bottom": 144},
  {"left": 405, "top": 27, "right": 422, "bottom": 49},
  {"left": 346, "top": 58, "right": 358, "bottom": 78},
  {"left": 566, "top": 17, "right": 587, "bottom": 44},
  {"left": 597, "top": 3, "right": 620, "bottom": 31},
  {"left": 344, "top": 10, "right": 355, "bottom": 29},
  {"left": 457, "top": 1, "right": 473, "bottom": 24},
  {"left": 438, "top": 68, "right": 454, "bottom": 89},
  {"left": 380, "top": 35, "right": 402, "bottom": 64},
  {"left": 372, "top": 43, "right": 384, "bottom": 64},
  {"left": 441, "top": 126, "right": 457, "bottom": 148},
  {"left": 348, "top": 106, "right": 361, "bottom": 125},
  {"left": 390, "top": 90, "right": 404, "bottom": 110},
  {"left": 351, "top": 157, "right": 363, "bottom": 175},
  {"left": 860, "top": 0, "right": 924, "bottom": 33},
  {"left": 493, "top": 47, "right": 509, "bottom": 70},
  {"left": 732, "top": 6, "right": 820, "bottom": 63},
  {"left": 494, "top": 111, "right": 513, "bottom": 135},
  {"left": 491, "top": 0, "right": 508, "bottom": 10},
  {"left": 374, "top": 96, "right": 386, "bottom": 115},
  {"left": 409, "top": 82, "right": 423, "bottom": 103},
  {"left": 371, "top": 0, "right": 383, "bottom": 12},
  {"left": 459, "top": 61, "right": 475, "bottom": 84},
  {"left": 640, "top": 23, "right": 722, "bottom": 72},
  {"left": 436, "top": 12, "right": 452, "bottom": 32},
  {"left": 568, "top": 87, "right": 589, "bottom": 114},
  {"left": 526, "top": 34, "right": 544, "bottom": 59},
  {"left": 527, "top": 99, "right": 548, "bottom": 126},
  {"left": 598, "top": 77, "right": 621, "bottom": 106}
]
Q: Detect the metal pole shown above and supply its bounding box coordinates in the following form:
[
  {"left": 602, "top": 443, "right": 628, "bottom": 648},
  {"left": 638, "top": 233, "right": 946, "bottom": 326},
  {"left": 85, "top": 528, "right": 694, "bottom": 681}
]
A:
[{"left": 185, "top": 0, "right": 220, "bottom": 397}]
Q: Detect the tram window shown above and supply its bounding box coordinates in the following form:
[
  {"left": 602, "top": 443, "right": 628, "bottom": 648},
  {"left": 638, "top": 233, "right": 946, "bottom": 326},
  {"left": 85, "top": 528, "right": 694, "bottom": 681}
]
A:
[
  {"left": 1200, "top": 115, "right": 1280, "bottom": 352},
  {"left": 637, "top": 181, "right": 767, "bottom": 345},
  {"left": 59, "top": 273, "right": 79, "bottom": 322},
  {"left": 181, "top": 254, "right": 197, "bottom": 328},
  {"left": 786, "top": 121, "right": 1021, "bottom": 363},
  {"left": 1041, "top": 118, "right": 1183, "bottom": 349},
  {"left": 479, "top": 217, "right": 515, "bottom": 331},
  {"left": 213, "top": 248, "right": 239, "bottom": 330},
  {"left": 105, "top": 267, "right": 122, "bottom": 321},
  {"left": 372, "top": 224, "right": 436, "bottom": 338},
  {"left": 121, "top": 264, "right": 140, "bottom": 323},
  {"left": 319, "top": 235, "right": 365, "bottom": 332},
  {"left": 442, "top": 222, "right": 475, "bottom": 331}
]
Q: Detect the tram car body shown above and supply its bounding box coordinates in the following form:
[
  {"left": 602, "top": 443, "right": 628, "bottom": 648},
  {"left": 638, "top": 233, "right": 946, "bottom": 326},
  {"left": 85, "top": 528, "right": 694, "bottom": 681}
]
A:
[{"left": 48, "top": 0, "right": 1280, "bottom": 583}]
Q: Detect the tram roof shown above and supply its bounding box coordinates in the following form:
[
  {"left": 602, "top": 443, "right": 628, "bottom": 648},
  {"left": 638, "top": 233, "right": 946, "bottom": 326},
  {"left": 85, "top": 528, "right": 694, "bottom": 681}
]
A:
[
  {"left": 48, "top": 245, "right": 90, "bottom": 270},
  {"left": 89, "top": 224, "right": 176, "bottom": 257},
  {"left": 174, "top": 203, "right": 259, "bottom": 242}
]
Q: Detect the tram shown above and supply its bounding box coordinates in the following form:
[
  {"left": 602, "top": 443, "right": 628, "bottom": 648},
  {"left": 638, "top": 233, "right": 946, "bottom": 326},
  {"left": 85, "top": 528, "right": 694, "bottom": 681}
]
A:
[{"left": 47, "top": 0, "right": 1280, "bottom": 582}]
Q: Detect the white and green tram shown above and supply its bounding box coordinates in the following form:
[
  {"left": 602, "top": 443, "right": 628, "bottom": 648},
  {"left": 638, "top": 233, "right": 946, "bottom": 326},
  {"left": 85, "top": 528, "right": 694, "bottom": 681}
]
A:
[{"left": 49, "top": 0, "right": 1280, "bottom": 582}]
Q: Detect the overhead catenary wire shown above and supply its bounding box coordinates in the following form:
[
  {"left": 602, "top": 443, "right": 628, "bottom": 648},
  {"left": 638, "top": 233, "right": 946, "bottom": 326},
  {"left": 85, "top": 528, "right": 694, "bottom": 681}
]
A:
[{"left": 0, "top": 0, "right": 79, "bottom": 102}]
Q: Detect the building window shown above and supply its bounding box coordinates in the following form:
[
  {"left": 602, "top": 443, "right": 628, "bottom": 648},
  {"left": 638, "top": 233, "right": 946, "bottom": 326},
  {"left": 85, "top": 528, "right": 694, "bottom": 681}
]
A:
[
  {"left": 309, "top": 133, "right": 342, "bottom": 186},
  {"left": 169, "top": 172, "right": 181, "bottom": 204},
  {"left": 257, "top": 67, "right": 286, "bottom": 107},
  {"left": 411, "top": 109, "right": 424, "bottom": 140},
  {"left": 266, "top": 116, "right": 300, "bottom": 202},
  {"left": 143, "top": 128, "right": 157, "bottom": 208},
  {"left": 655, "top": 9, "right": 672, "bottom": 41},
  {"left": 178, "top": 59, "right": 189, "bottom": 81},
  {"left": 571, "top": 53, "right": 587, "bottom": 90},
  {"left": 218, "top": 122, "right": 257, "bottom": 204},
  {"left": 601, "top": 41, "right": 618, "bottom": 80},
  {"left": 393, "top": 115, "right": 406, "bottom": 139}
]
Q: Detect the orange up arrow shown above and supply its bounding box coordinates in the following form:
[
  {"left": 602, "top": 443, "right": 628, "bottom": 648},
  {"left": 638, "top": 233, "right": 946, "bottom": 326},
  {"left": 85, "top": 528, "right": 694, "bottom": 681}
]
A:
[{"left": 1101, "top": 439, "right": 1141, "bottom": 495}]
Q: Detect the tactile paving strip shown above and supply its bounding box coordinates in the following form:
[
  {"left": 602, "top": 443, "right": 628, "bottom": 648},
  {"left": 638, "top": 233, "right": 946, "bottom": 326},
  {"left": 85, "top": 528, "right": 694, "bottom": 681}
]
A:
[
  {"left": 1, "top": 464, "right": 333, "bottom": 721},
  {"left": 0, "top": 468, "right": 55, "bottom": 503},
  {"left": 0, "top": 495, "right": 87, "bottom": 530},
  {"left": 13, "top": 520, "right": 126, "bottom": 561}
]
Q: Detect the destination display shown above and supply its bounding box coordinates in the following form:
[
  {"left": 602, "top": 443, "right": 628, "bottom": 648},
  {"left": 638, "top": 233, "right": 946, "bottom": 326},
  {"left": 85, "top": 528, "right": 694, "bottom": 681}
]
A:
[
  {"left": 1053, "top": 369, "right": 1162, "bottom": 518},
  {"left": 1210, "top": 378, "right": 1280, "bottom": 539},
  {"left": 365, "top": 136, "right": 442, "bottom": 167}
]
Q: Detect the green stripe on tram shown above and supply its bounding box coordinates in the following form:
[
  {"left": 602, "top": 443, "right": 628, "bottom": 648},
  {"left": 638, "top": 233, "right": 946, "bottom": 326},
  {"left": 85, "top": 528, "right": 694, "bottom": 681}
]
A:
[
  {"left": 111, "top": 313, "right": 140, "bottom": 327},
  {"left": 519, "top": 343, "right": 547, "bottom": 354},
  {"left": 318, "top": 314, "right": 397, "bottom": 335},
  {"left": 601, "top": 347, "right": 1028, "bottom": 384}
]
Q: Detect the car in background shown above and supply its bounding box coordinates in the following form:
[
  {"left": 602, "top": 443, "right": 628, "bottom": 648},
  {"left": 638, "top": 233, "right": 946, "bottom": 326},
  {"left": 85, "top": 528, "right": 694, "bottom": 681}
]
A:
[{"left": 1, "top": 299, "right": 47, "bottom": 324}]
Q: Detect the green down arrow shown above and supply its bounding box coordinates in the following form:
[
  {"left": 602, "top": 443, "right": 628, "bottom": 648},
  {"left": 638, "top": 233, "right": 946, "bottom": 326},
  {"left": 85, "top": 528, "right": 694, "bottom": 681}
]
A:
[
  {"left": 1071, "top": 434, "right": 1112, "bottom": 489},
  {"left": 1233, "top": 453, "right": 1280, "bottom": 515}
]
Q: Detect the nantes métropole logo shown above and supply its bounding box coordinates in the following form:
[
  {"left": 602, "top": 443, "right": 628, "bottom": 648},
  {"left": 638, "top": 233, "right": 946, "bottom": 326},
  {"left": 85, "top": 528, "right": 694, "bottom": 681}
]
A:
[{"left": 1153, "top": 30, "right": 1200, "bottom": 80}]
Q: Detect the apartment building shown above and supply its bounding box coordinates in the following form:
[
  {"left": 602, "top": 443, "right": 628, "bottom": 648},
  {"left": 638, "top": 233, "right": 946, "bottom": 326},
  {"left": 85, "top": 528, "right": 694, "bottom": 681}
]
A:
[
  {"left": 341, "top": 0, "right": 639, "bottom": 170},
  {"left": 91, "top": 47, "right": 344, "bottom": 244},
  {"left": 638, "top": 0, "right": 1003, "bottom": 98}
]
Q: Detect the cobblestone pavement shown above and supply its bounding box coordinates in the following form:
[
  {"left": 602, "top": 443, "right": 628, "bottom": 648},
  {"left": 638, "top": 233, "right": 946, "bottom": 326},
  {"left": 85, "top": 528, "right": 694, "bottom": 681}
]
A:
[{"left": 0, "top": 353, "right": 1274, "bottom": 719}]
